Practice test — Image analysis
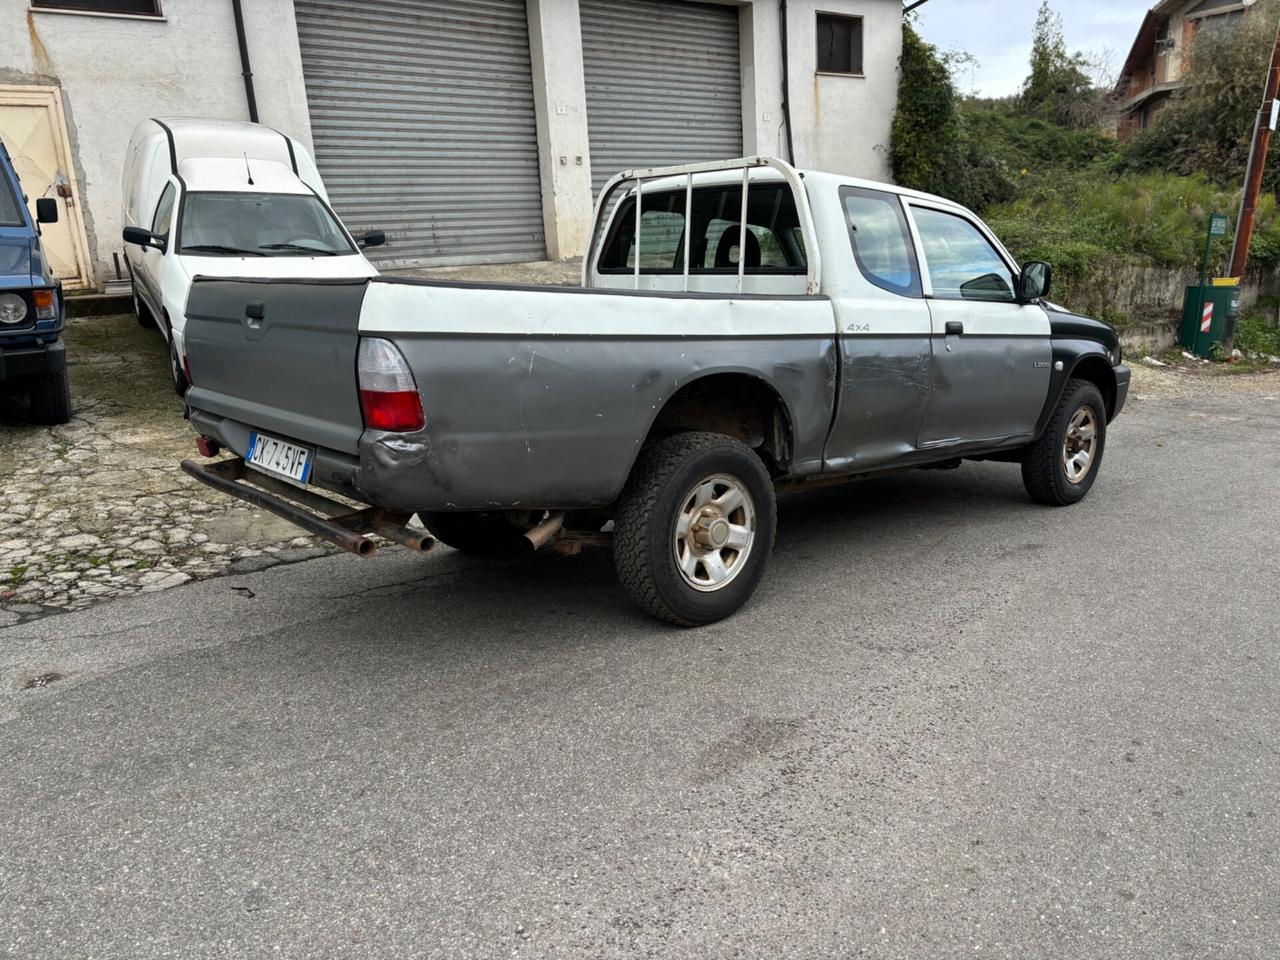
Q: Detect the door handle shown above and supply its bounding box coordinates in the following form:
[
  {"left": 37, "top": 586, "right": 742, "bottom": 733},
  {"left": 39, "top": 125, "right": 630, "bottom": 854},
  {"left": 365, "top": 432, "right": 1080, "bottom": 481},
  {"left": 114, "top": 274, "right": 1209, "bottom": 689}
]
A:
[{"left": 945, "top": 321, "right": 964, "bottom": 336}]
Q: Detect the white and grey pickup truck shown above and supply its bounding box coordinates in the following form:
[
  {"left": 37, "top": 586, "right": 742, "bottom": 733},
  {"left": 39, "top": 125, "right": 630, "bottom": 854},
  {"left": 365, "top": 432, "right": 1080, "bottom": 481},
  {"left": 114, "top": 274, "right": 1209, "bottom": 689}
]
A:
[{"left": 180, "top": 157, "right": 1130, "bottom": 626}]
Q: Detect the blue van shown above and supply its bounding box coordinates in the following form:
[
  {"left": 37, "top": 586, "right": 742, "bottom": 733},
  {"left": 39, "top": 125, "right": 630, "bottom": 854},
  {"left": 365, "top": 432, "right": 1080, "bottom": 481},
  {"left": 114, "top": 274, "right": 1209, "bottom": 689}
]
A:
[{"left": 1, "top": 137, "right": 69, "bottom": 424}]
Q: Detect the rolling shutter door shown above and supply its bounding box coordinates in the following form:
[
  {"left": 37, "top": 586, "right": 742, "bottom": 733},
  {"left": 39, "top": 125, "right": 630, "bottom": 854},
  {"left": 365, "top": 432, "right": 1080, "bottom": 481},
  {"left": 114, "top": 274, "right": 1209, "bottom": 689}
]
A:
[
  {"left": 580, "top": 0, "right": 743, "bottom": 196},
  {"left": 294, "top": 0, "right": 545, "bottom": 266}
]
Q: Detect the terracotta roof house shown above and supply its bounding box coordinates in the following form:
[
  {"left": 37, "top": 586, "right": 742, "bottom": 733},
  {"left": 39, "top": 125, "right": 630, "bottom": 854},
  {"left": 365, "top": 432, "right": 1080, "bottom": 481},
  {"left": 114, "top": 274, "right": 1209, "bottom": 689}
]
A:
[{"left": 1115, "top": 0, "right": 1253, "bottom": 140}]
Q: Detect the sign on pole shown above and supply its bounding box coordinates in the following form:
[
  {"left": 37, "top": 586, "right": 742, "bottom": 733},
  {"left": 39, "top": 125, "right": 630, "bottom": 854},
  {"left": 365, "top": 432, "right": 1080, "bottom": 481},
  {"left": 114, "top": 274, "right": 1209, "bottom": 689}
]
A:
[{"left": 1210, "top": 213, "right": 1229, "bottom": 237}]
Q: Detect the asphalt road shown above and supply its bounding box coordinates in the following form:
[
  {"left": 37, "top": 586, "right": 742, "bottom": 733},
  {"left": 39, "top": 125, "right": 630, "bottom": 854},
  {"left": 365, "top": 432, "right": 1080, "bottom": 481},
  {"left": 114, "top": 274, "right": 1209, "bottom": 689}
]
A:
[{"left": 2, "top": 388, "right": 1278, "bottom": 959}]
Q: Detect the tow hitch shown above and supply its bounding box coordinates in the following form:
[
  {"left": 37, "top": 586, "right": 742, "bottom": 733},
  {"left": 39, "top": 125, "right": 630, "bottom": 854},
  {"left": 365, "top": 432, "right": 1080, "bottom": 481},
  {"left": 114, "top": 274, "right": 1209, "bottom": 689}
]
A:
[{"left": 180, "top": 457, "right": 435, "bottom": 558}]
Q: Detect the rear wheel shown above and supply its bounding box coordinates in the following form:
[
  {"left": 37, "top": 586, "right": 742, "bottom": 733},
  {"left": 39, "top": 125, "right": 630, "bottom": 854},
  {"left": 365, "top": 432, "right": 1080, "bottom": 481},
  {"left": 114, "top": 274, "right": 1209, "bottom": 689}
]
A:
[
  {"left": 613, "top": 431, "right": 776, "bottom": 626},
  {"left": 28, "top": 366, "right": 72, "bottom": 425},
  {"left": 420, "top": 512, "right": 528, "bottom": 557},
  {"left": 1021, "top": 378, "right": 1107, "bottom": 506}
]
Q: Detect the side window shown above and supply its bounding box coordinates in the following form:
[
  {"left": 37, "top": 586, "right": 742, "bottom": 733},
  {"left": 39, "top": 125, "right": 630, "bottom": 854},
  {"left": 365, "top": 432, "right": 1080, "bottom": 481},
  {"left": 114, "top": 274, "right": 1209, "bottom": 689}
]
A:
[
  {"left": 841, "top": 187, "right": 921, "bottom": 298},
  {"left": 910, "top": 206, "right": 1016, "bottom": 303},
  {"left": 598, "top": 184, "right": 807, "bottom": 275},
  {"left": 150, "top": 182, "right": 176, "bottom": 239}
]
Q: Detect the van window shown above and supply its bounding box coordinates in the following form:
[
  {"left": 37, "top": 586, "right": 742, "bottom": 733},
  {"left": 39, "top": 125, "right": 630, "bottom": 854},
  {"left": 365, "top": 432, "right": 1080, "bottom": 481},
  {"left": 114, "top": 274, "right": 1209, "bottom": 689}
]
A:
[
  {"left": 599, "top": 183, "right": 807, "bottom": 274},
  {"left": 151, "top": 183, "right": 176, "bottom": 239},
  {"left": 841, "top": 186, "right": 921, "bottom": 298},
  {"left": 0, "top": 171, "right": 22, "bottom": 227},
  {"left": 179, "top": 193, "right": 355, "bottom": 257}
]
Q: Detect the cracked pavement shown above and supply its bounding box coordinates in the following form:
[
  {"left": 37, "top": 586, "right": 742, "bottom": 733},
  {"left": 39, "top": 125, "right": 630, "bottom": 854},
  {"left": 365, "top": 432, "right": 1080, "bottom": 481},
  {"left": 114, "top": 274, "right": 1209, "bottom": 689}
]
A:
[
  {"left": 1, "top": 377, "right": 1278, "bottom": 958},
  {"left": 0, "top": 314, "right": 336, "bottom": 623}
]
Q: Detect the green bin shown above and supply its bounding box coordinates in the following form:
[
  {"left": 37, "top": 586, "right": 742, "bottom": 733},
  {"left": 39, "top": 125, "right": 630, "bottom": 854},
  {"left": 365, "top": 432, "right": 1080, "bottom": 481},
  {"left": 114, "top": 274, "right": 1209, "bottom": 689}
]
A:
[{"left": 1180, "top": 281, "right": 1240, "bottom": 358}]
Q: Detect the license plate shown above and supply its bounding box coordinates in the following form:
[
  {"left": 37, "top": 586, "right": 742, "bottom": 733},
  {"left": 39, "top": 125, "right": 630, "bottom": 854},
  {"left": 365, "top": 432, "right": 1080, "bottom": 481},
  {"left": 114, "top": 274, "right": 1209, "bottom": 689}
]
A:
[{"left": 246, "top": 431, "right": 313, "bottom": 485}]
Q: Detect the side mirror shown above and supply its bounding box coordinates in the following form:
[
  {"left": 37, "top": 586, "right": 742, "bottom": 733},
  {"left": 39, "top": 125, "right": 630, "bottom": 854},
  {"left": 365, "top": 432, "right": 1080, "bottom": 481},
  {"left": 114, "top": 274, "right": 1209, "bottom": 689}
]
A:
[
  {"left": 1018, "top": 261, "right": 1052, "bottom": 302},
  {"left": 358, "top": 229, "right": 386, "bottom": 250},
  {"left": 123, "top": 225, "right": 165, "bottom": 253},
  {"left": 36, "top": 198, "right": 59, "bottom": 224}
]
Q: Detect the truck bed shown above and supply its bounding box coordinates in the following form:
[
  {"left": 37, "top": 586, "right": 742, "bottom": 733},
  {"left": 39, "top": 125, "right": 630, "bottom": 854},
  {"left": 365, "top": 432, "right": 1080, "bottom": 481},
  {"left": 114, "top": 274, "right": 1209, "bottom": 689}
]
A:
[{"left": 183, "top": 276, "right": 837, "bottom": 512}]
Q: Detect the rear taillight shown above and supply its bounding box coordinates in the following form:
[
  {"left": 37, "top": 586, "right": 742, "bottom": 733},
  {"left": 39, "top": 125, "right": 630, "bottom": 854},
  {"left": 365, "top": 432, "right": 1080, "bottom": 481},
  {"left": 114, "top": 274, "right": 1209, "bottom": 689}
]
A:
[
  {"left": 357, "top": 337, "right": 424, "bottom": 432},
  {"left": 32, "top": 289, "right": 55, "bottom": 321}
]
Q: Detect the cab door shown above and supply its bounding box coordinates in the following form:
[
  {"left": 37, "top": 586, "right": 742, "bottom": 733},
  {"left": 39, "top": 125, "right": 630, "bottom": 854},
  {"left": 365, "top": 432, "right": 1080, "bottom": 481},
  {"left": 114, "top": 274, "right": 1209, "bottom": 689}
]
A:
[
  {"left": 136, "top": 180, "right": 177, "bottom": 322},
  {"left": 823, "top": 185, "right": 934, "bottom": 472},
  {"left": 907, "top": 202, "right": 1051, "bottom": 449}
]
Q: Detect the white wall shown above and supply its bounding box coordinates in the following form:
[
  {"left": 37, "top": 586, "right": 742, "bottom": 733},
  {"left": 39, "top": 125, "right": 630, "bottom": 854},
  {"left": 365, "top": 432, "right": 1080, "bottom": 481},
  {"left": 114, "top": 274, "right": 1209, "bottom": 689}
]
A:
[
  {"left": 766, "top": 0, "right": 901, "bottom": 182},
  {"left": 0, "top": 0, "right": 312, "bottom": 285}
]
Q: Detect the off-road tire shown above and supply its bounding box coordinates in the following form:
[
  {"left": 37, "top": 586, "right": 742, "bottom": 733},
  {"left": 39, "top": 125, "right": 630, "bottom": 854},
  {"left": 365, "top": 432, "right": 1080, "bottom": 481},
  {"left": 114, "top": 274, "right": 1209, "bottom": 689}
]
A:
[
  {"left": 420, "top": 512, "right": 528, "bottom": 557},
  {"left": 1021, "top": 378, "right": 1107, "bottom": 506},
  {"left": 28, "top": 366, "right": 72, "bottom": 425},
  {"left": 613, "top": 431, "right": 776, "bottom": 627}
]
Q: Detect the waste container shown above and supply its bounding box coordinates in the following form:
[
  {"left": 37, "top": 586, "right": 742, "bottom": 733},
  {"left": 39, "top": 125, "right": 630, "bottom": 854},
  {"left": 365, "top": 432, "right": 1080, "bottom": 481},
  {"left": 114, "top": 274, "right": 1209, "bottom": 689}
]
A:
[{"left": 1180, "top": 279, "right": 1240, "bottom": 358}]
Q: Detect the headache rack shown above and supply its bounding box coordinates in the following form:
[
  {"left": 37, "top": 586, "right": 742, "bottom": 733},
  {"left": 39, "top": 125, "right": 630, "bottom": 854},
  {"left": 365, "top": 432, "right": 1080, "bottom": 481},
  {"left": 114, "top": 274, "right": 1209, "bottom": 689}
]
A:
[{"left": 582, "top": 156, "right": 822, "bottom": 296}]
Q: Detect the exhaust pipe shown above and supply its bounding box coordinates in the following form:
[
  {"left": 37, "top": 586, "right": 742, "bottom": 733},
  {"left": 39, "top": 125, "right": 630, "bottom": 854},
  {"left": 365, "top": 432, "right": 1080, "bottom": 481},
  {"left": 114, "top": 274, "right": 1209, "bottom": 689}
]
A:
[{"left": 523, "top": 511, "right": 565, "bottom": 552}]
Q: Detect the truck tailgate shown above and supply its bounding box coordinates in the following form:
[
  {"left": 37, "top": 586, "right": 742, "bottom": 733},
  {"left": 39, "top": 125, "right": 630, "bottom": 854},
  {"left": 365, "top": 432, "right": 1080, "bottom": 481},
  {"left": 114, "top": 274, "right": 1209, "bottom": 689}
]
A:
[{"left": 184, "top": 277, "right": 369, "bottom": 454}]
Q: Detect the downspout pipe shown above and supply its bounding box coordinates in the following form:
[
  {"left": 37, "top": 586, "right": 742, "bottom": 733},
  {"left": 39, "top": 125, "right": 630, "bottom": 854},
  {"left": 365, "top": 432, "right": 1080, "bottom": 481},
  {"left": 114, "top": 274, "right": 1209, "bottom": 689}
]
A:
[
  {"left": 231, "top": 0, "right": 259, "bottom": 123},
  {"left": 779, "top": 0, "right": 795, "bottom": 165}
]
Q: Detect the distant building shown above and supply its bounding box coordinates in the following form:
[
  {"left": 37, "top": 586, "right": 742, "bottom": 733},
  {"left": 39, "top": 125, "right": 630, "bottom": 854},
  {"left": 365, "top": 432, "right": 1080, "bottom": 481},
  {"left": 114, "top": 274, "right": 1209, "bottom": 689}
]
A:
[
  {"left": 1115, "top": 0, "right": 1252, "bottom": 141},
  {"left": 0, "top": 0, "right": 905, "bottom": 290}
]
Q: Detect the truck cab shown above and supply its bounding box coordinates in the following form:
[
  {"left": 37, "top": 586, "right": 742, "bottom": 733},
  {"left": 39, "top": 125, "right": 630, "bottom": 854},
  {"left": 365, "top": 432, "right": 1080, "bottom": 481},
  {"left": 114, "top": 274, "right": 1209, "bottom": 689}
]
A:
[{"left": 0, "top": 137, "right": 68, "bottom": 425}]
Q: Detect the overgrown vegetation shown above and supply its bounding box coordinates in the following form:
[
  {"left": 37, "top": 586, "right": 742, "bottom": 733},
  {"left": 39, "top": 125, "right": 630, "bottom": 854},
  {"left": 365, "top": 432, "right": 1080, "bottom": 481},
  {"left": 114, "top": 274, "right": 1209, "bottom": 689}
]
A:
[{"left": 891, "top": 0, "right": 1280, "bottom": 325}]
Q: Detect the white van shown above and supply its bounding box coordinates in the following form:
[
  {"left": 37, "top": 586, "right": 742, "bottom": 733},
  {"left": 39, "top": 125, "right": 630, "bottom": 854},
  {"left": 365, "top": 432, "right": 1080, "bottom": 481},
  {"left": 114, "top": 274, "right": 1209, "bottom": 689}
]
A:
[{"left": 121, "top": 118, "right": 381, "bottom": 394}]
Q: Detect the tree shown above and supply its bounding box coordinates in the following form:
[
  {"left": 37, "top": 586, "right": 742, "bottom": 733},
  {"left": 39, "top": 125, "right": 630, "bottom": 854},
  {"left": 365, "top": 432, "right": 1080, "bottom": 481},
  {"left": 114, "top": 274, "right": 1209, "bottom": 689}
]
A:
[
  {"left": 890, "top": 23, "right": 1014, "bottom": 210},
  {"left": 1020, "top": 2, "right": 1100, "bottom": 128}
]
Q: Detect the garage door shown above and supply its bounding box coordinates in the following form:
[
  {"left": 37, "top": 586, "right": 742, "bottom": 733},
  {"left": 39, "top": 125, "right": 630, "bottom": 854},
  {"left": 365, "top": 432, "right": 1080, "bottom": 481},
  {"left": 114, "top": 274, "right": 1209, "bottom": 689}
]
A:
[
  {"left": 294, "top": 0, "right": 545, "bottom": 267},
  {"left": 580, "top": 0, "right": 743, "bottom": 196}
]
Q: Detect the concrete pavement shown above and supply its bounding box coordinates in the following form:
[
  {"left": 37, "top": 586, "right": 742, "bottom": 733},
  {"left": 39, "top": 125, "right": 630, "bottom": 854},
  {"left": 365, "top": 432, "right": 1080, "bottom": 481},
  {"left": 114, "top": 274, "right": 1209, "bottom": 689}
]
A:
[{"left": 2, "top": 388, "right": 1278, "bottom": 959}]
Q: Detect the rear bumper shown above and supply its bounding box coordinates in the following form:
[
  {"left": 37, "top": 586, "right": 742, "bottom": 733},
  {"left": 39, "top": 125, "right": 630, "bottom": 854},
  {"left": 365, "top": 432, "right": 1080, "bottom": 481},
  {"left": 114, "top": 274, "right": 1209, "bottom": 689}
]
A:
[
  {"left": 0, "top": 337, "right": 64, "bottom": 382},
  {"left": 1112, "top": 363, "right": 1131, "bottom": 421},
  {"left": 188, "top": 407, "right": 364, "bottom": 503},
  {"left": 180, "top": 457, "right": 434, "bottom": 557}
]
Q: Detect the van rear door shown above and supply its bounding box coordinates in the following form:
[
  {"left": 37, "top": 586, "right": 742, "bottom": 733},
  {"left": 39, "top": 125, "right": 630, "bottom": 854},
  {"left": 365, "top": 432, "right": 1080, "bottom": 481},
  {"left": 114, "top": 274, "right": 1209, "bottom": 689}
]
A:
[{"left": 183, "top": 277, "right": 369, "bottom": 454}]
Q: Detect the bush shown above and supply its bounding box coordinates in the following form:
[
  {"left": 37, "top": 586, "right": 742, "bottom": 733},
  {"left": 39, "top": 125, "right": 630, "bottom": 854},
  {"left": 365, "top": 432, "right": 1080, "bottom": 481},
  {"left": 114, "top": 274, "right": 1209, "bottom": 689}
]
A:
[
  {"left": 891, "top": 24, "right": 1016, "bottom": 210},
  {"left": 1234, "top": 313, "right": 1280, "bottom": 356},
  {"left": 983, "top": 171, "right": 1280, "bottom": 282}
]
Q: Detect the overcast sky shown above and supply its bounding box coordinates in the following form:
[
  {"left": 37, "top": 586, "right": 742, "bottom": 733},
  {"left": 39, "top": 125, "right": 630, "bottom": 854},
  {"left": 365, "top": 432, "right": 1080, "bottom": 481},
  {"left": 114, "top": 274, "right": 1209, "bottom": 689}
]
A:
[{"left": 911, "top": 0, "right": 1149, "bottom": 98}]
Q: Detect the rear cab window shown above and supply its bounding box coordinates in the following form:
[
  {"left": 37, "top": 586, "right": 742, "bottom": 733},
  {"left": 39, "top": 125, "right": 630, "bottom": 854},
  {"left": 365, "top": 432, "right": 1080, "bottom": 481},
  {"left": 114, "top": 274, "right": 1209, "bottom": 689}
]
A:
[
  {"left": 598, "top": 183, "right": 808, "bottom": 275},
  {"left": 840, "top": 186, "right": 921, "bottom": 298}
]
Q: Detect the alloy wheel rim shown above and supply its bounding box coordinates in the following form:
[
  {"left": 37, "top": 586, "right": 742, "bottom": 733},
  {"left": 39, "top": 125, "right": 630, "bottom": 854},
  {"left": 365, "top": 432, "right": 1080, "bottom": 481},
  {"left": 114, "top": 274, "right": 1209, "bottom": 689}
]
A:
[
  {"left": 672, "top": 473, "right": 756, "bottom": 593},
  {"left": 1062, "top": 406, "right": 1098, "bottom": 484}
]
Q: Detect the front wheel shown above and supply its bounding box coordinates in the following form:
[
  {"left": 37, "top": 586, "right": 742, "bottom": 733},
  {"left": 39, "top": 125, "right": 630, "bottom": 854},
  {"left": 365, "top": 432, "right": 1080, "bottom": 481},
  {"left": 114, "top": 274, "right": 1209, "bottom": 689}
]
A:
[
  {"left": 613, "top": 432, "right": 776, "bottom": 627},
  {"left": 167, "top": 324, "right": 189, "bottom": 396},
  {"left": 28, "top": 366, "right": 72, "bottom": 425},
  {"left": 1021, "top": 378, "right": 1107, "bottom": 506}
]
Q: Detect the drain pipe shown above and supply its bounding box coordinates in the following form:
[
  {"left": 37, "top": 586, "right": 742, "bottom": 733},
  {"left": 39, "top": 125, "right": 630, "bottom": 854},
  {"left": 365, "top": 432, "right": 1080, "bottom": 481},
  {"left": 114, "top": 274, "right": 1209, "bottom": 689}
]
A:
[
  {"left": 231, "top": 0, "right": 259, "bottom": 123},
  {"left": 779, "top": 0, "right": 796, "bottom": 165}
]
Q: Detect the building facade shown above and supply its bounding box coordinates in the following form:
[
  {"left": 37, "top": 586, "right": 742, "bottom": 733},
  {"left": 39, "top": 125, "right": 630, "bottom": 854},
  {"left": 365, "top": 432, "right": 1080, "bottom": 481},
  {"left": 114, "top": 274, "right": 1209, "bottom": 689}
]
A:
[
  {"left": 1115, "top": 0, "right": 1251, "bottom": 141},
  {"left": 0, "top": 0, "right": 903, "bottom": 287}
]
